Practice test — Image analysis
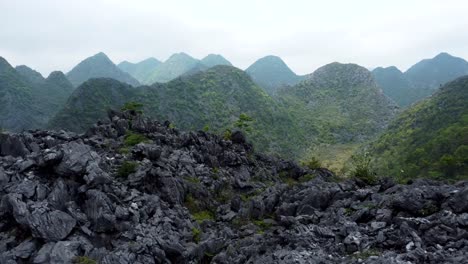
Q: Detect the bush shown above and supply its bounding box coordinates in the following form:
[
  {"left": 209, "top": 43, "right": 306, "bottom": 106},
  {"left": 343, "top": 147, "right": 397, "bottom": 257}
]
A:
[
  {"left": 350, "top": 152, "right": 377, "bottom": 184},
  {"left": 121, "top": 102, "right": 143, "bottom": 114},
  {"left": 117, "top": 161, "right": 138, "bottom": 178},
  {"left": 192, "top": 210, "right": 215, "bottom": 223},
  {"left": 223, "top": 129, "right": 232, "bottom": 141},
  {"left": 301, "top": 156, "right": 322, "bottom": 170},
  {"left": 73, "top": 256, "right": 97, "bottom": 264},
  {"left": 192, "top": 227, "right": 201, "bottom": 243},
  {"left": 124, "top": 132, "right": 148, "bottom": 147}
]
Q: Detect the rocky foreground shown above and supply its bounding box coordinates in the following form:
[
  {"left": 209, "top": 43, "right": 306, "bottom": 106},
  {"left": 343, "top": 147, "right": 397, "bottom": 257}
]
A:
[{"left": 0, "top": 110, "right": 467, "bottom": 264}]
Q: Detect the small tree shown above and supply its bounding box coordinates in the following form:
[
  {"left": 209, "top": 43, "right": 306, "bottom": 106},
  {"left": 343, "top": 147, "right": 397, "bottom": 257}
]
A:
[
  {"left": 121, "top": 102, "right": 144, "bottom": 114},
  {"left": 234, "top": 113, "right": 254, "bottom": 132},
  {"left": 350, "top": 152, "right": 377, "bottom": 184}
]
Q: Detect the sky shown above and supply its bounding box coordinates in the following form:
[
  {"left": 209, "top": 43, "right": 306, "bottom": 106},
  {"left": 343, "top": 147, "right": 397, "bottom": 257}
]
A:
[{"left": 1, "top": 0, "right": 468, "bottom": 76}]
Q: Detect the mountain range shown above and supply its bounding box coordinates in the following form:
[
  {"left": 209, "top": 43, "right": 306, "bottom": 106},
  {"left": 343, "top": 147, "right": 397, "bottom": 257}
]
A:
[
  {"left": 372, "top": 52, "right": 468, "bottom": 107},
  {"left": 49, "top": 63, "right": 398, "bottom": 159},
  {"left": 245, "top": 56, "right": 304, "bottom": 94},
  {"left": 66, "top": 52, "right": 140, "bottom": 87},
  {"left": 0, "top": 57, "right": 73, "bottom": 131}
]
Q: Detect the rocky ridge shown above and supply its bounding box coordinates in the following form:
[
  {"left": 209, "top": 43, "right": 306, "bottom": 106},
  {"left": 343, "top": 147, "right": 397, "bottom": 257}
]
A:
[{"left": 0, "top": 111, "right": 467, "bottom": 263}]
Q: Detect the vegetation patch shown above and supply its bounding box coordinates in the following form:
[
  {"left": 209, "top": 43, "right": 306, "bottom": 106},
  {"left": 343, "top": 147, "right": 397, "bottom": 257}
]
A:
[
  {"left": 117, "top": 161, "right": 138, "bottom": 178},
  {"left": 192, "top": 227, "right": 201, "bottom": 243},
  {"left": 124, "top": 131, "right": 148, "bottom": 147},
  {"left": 192, "top": 210, "right": 215, "bottom": 223},
  {"left": 73, "top": 256, "right": 97, "bottom": 264}
]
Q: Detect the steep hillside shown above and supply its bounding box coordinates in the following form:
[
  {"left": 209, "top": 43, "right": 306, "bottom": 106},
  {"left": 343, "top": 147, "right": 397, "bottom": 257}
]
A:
[
  {"left": 405, "top": 52, "right": 468, "bottom": 90},
  {"left": 279, "top": 62, "right": 398, "bottom": 144},
  {"left": 145, "top": 53, "right": 200, "bottom": 84},
  {"left": 118, "top": 57, "right": 161, "bottom": 83},
  {"left": 0, "top": 58, "right": 42, "bottom": 131},
  {"left": 201, "top": 54, "right": 232, "bottom": 67},
  {"left": 372, "top": 66, "right": 419, "bottom": 107},
  {"left": 373, "top": 53, "right": 468, "bottom": 107},
  {"left": 369, "top": 76, "right": 468, "bottom": 180},
  {"left": 15, "top": 65, "right": 45, "bottom": 85},
  {"left": 246, "top": 55, "right": 303, "bottom": 94},
  {"left": 0, "top": 58, "right": 76, "bottom": 131},
  {"left": 66, "top": 52, "right": 140, "bottom": 87},
  {"left": 50, "top": 66, "right": 302, "bottom": 156}
]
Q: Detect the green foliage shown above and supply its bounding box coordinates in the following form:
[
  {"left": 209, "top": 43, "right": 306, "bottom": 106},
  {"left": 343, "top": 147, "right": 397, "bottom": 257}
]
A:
[
  {"left": 301, "top": 156, "right": 322, "bottom": 170},
  {"left": 203, "top": 124, "right": 210, "bottom": 132},
  {"left": 184, "top": 176, "right": 201, "bottom": 184},
  {"left": 369, "top": 77, "right": 468, "bottom": 181},
  {"left": 168, "top": 123, "right": 176, "bottom": 129},
  {"left": 234, "top": 113, "right": 254, "bottom": 132},
  {"left": 117, "top": 161, "right": 138, "bottom": 178},
  {"left": 223, "top": 129, "right": 232, "bottom": 141},
  {"left": 253, "top": 219, "right": 272, "bottom": 231},
  {"left": 352, "top": 249, "right": 381, "bottom": 259},
  {"left": 192, "top": 227, "right": 201, "bottom": 243},
  {"left": 124, "top": 131, "right": 148, "bottom": 147},
  {"left": 299, "top": 174, "right": 316, "bottom": 183},
  {"left": 121, "top": 101, "right": 144, "bottom": 114},
  {"left": 350, "top": 152, "right": 377, "bottom": 184},
  {"left": 192, "top": 210, "right": 215, "bottom": 223},
  {"left": 73, "top": 256, "right": 97, "bottom": 264}
]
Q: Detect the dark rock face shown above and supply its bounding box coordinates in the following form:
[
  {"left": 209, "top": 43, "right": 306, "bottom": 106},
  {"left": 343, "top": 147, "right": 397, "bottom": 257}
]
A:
[{"left": 0, "top": 111, "right": 467, "bottom": 263}]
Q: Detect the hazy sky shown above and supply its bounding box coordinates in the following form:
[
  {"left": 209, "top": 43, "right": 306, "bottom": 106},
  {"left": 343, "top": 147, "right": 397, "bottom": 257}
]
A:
[{"left": 1, "top": 0, "right": 468, "bottom": 76}]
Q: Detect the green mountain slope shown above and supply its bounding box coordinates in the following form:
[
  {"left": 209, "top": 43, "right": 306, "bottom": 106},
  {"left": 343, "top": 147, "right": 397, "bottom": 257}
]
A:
[
  {"left": 372, "top": 53, "right": 468, "bottom": 107},
  {"left": 118, "top": 58, "right": 161, "bottom": 83},
  {"left": 50, "top": 66, "right": 302, "bottom": 156},
  {"left": 0, "top": 57, "right": 74, "bottom": 131},
  {"left": 372, "top": 66, "right": 421, "bottom": 107},
  {"left": 145, "top": 53, "right": 200, "bottom": 84},
  {"left": 0, "top": 57, "right": 42, "bottom": 131},
  {"left": 246, "top": 55, "right": 303, "bottom": 94},
  {"left": 369, "top": 76, "right": 468, "bottom": 180},
  {"left": 279, "top": 62, "right": 398, "bottom": 144},
  {"left": 66, "top": 52, "right": 140, "bottom": 87},
  {"left": 201, "top": 54, "right": 232, "bottom": 67}
]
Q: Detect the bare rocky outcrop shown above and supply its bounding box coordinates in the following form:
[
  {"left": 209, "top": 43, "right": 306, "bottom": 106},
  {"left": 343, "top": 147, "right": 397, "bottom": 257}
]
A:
[{"left": 0, "top": 111, "right": 467, "bottom": 263}]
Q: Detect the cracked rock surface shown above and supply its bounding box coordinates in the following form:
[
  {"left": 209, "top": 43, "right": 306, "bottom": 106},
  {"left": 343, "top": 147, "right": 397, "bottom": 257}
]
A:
[{"left": 0, "top": 110, "right": 467, "bottom": 263}]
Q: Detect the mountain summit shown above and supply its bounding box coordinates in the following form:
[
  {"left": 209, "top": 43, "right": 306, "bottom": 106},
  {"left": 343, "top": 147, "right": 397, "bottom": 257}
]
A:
[
  {"left": 246, "top": 55, "right": 303, "bottom": 94},
  {"left": 118, "top": 57, "right": 161, "bottom": 83},
  {"left": 201, "top": 54, "right": 232, "bottom": 67},
  {"left": 66, "top": 52, "right": 140, "bottom": 87}
]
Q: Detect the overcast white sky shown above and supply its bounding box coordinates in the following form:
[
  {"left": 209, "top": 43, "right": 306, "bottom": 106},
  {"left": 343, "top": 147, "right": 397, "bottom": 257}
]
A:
[{"left": 1, "top": 0, "right": 468, "bottom": 76}]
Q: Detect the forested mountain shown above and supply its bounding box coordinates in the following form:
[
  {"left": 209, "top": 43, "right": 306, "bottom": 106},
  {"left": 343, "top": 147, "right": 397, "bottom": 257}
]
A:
[
  {"left": 144, "top": 53, "right": 200, "bottom": 84},
  {"left": 50, "top": 66, "right": 302, "bottom": 156},
  {"left": 246, "top": 55, "right": 303, "bottom": 94},
  {"left": 117, "top": 58, "right": 161, "bottom": 83},
  {"left": 66, "top": 52, "right": 140, "bottom": 87},
  {"left": 50, "top": 63, "right": 398, "bottom": 158},
  {"left": 0, "top": 58, "right": 74, "bottom": 131},
  {"left": 201, "top": 54, "right": 232, "bottom": 67},
  {"left": 372, "top": 66, "right": 418, "bottom": 107},
  {"left": 279, "top": 62, "right": 398, "bottom": 144},
  {"left": 369, "top": 76, "right": 468, "bottom": 180},
  {"left": 372, "top": 52, "right": 468, "bottom": 107}
]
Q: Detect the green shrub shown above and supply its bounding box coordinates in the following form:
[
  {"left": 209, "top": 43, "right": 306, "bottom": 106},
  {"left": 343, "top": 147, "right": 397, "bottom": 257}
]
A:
[
  {"left": 121, "top": 101, "right": 144, "bottom": 114},
  {"left": 350, "top": 152, "right": 377, "bottom": 184},
  {"left": 124, "top": 132, "right": 148, "bottom": 147},
  {"left": 301, "top": 156, "right": 322, "bottom": 170},
  {"left": 234, "top": 113, "right": 254, "bottom": 132},
  {"left": 192, "top": 210, "right": 215, "bottom": 223},
  {"left": 203, "top": 125, "right": 210, "bottom": 132},
  {"left": 223, "top": 129, "right": 232, "bottom": 141},
  {"left": 253, "top": 219, "right": 272, "bottom": 231},
  {"left": 117, "top": 161, "right": 138, "bottom": 178},
  {"left": 299, "top": 174, "right": 316, "bottom": 182},
  {"left": 73, "top": 256, "right": 97, "bottom": 264},
  {"left": 192, "top": 227, "right": 201, "bottom": 243}
]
